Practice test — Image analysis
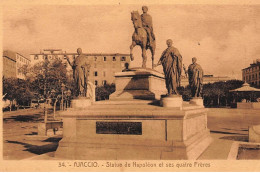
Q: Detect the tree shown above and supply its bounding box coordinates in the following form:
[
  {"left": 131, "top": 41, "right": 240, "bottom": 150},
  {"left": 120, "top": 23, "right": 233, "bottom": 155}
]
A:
[
  {"left": 178, "top": 86, "right": 192, "bottom": 101},
  {"left": 202, "top": 80, "right": 244, "bottom": 107},
  {"left": 26, "top": 58, "right": 70, "bottom": 99},
  {"left": 15, "top": 79, "right": 34, "bottom": 106},
  {"left": 95, "top": 83, "right": 115, "bottom": 101},
  {"left": 3, "top": 77, "right": 18, "bottom": 111},
  {"left": 3, "top": 75, "right": 36, "bottom": 110}
]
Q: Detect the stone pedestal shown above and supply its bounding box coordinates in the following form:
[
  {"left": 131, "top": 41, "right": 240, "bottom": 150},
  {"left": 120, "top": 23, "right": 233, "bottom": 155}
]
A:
[
  {"left": 189, "top": 97, "right": 204, "bottom": 106},
  {"left": 161, "top": 95, "right": 183, "bottom": 109},
  {"left": 71, "top": 98, "right": 92, "bottom": 109},
  {"left": 55, "top": 101, "right": 212, "bottom": 160},
  {"left": 55, "top": 68, "right": 212, "bottom": 160},
  {"left": 109, "top": 68, "right": 167, "bottom": 100},
  {"left": 249, "top": 125, "right": 260, "bottom": 142}
]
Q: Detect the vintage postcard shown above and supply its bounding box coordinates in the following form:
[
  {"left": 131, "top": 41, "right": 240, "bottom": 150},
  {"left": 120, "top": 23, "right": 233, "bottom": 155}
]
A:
[{"left": 1, "top": 0, "right": 260, "bottom": 171}]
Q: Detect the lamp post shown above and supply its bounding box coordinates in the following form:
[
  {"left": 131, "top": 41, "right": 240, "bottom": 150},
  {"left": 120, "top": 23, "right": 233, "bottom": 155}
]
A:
[
  {"left": 61, "top": 83, "right": 66, "bottom": 110},
  {"left": 50, "top": 89, "right": 57, "bottom": 119},
  {"left": 43, "top": 57, "right": 49, "bottom": 124},
  {"left": 43, "top": 80, "right": 48, "bottom": 123},
  {"left": 63, "top": 89, "right": 72, "bottom": 110},
  {"left": 64, "top": 90, "right": 68, "bottom": 110},
  {"left": 67, "top": 89, "right": 72, "bottom": 108}
]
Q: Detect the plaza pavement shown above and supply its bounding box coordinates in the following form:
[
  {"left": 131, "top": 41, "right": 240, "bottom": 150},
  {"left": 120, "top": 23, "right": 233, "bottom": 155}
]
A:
[{"left": 3, "top": 107, "right": 260, "bottom": 160}]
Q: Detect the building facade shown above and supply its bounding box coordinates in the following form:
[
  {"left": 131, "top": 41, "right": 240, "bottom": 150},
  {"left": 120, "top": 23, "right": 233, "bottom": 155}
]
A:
[
  {"left": 3, "top": 50, "right": 16, "bottom": 78},
  {"left": 30, "top": 49, "right": 131, "bottom": 85},
  {"left": 2, "top": 50, "right": 30, "bottom": 79},
  {"left": 242, "top": 59, "right": 260, "bottom": 87},
  {"left": 16, "top": 53, "right": 31, "bottom": 79}
]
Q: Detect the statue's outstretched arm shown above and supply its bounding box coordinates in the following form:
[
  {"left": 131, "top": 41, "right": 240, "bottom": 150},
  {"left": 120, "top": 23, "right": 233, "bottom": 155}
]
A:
[{"left": 65, "top": 55, "right": 73, "bottom": 67}]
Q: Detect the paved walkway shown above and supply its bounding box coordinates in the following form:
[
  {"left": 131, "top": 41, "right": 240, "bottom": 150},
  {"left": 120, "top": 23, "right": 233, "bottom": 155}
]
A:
[
  {"left": 22, "top": 131, "right": 241, "bottom": 160},
  {"left": 3, "top": 107, "right": 259, "bottom": 160},
  {"left": 198, "top": 133, "right": 235, "bottom": 159}
]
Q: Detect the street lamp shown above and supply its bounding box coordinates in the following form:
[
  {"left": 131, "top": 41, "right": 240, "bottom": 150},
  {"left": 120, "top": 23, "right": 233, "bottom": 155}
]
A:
[
  {"left": 65, "top": 89, "right": 72, "bottom": 109},
  {"left": 64, "top": 90, "right": 68, "bottom": 109},
  {"left": 50, "top": 89, "right": 58, "bottom": 119},
  {"left": 61, "top": 83, "right": 66, "bottom": 110}
]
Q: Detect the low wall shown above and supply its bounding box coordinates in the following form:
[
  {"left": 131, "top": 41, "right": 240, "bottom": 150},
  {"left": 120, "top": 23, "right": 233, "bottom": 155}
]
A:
[{"left": 237, "top": 102, "right": 260, "bottom": 109}]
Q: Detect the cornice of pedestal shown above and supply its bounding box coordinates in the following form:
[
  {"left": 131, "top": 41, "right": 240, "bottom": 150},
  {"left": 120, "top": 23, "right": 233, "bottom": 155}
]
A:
[{"left": 115, "top": 67, "right": 165, "bottom": 78}]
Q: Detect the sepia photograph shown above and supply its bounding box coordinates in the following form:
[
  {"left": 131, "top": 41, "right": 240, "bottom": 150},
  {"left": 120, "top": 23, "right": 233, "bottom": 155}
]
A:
[{"left": 1, "top": 0, "right": 260, "bottom": 171}]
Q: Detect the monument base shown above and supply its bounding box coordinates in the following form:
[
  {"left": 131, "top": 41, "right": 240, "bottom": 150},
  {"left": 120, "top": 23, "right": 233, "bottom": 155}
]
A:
[
  {"left": 189, "top": 97, "right": 204, "bottom": 106},
  {"left": 71, "top": 97, "right": 92, "bottom": 109},
  {"left": 109, "top": 68, "right": 167, "bottom": 100},
  {"left": 55, "top": 100, "right": 212, "bottom": 160},
  {"left": 160, "top": 95, "right": 183, "bottom": 109},
  {"left": 249, "top": 125, "right": 260, "bottom": 142}
]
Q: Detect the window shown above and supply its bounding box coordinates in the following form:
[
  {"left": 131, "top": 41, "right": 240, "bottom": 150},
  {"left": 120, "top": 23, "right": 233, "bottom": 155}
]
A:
[
  {"left": 95, "top": 80, "right": 98, "bottom": 86},
  {"left": 94, "top": 57, "right": 97, "bottom": 61},
  {"left": 104, "top": 57, "right": 106, "bottom": 61},
  {"left": 113, "top": 57, "right": 116, "bottom": 61},
  {"left": 121, "top": 56, "right": 126, "bottom": 61},
  {"left": 103, "top": 71, "right": 106, "bottom": 77},
  {"left": 34, "top": 55, "right": 38, "bottom": 60},
  {"left": 94, "top": 71, "right": 98, "bottom": 76},
  {"left": 102, "top": 80, "right": 107, "bottom": 85}
]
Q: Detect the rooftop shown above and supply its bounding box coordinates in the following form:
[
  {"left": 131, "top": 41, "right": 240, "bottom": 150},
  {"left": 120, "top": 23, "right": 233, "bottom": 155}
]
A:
[
  {"left": 242, "top": 59, "right": 260, "bottom": 70},
  {"left": 30, "top": 53, "right": 130, "bottom": 56},
  {"left": 3, "top": 50, "right": 30, "bottom": 61}
]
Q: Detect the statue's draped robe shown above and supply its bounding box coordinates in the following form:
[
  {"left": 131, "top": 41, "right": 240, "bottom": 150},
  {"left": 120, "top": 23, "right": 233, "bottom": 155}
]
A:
[
  {"left": 160, "top": 46, "right": 182, "bottom": 95},
  {"left": 188, "top": 63, "right": 204, "bottom": 97},
  {"left": 74, "top": 55, "right": 90, "bottom": 97}
]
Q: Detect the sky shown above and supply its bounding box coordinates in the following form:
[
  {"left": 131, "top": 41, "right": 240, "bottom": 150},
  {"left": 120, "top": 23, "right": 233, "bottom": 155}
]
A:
[{"left": 2, "top": 4, "right": 260, "bottom": 79}]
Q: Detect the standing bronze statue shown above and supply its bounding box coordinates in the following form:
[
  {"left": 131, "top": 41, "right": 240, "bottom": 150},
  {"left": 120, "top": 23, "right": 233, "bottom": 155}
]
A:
[
  {"left": 130, "top": 6, "right": 156, "bottom": 69},
  {"left": 65, "top": 48, "right": 91, "bottom": 97},
  {"left": 188, "top": 57, "right": 203, "bottom": 97},
  {"left": 154, "top": 39, "right": 182, "bottom": 95}
]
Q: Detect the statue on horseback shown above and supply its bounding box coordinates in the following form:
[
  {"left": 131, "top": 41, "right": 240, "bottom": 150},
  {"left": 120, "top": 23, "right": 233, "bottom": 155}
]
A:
[{"left": 130, "top": 6, "right": 156, "bottom": 69}]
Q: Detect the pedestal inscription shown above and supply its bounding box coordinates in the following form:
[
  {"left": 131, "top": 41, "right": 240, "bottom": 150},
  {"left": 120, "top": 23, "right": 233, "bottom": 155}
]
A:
[{"left": 96, "top": 122, "right": 142, "bottom": 135}]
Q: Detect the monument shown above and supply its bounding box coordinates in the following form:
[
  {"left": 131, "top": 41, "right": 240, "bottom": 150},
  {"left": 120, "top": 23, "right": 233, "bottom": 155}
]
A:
[
  {"left": 55, "top": 6, "right": 212, "bottom": 160},
  {"left": 130, "top": 6, "right": 156, "bottom": 69},
  {"left": 188, "top": 57, "right": 204, "bottom": 106},
  {"left": 154, "top": 39, "right": 183, "bottom": 108},
  {"left": 65, "top": 48, "right": 92, "bottom": 108}
]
